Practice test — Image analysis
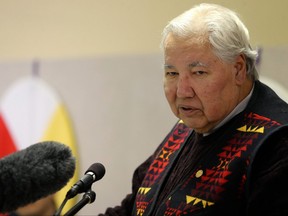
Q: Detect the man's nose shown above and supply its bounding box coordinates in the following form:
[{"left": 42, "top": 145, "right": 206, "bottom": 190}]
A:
[{"left": 177, "top": 75, "right": 195, "bottom": 98}]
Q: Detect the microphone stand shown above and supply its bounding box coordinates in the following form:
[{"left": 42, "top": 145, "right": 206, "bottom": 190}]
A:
[{"left": 64, "top": 189, "right": 96, "bottom": 216}]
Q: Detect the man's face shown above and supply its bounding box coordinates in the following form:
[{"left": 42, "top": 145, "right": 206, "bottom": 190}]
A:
[{"left": 163, "top": 34, "right": 244, "bottom": 133}]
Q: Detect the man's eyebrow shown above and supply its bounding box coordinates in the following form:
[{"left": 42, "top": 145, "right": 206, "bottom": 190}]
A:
[
  {"left": 163, "top": 64, "right": 175, "bottom": 69},
  {"left": 188, "top": 61, "right": 208, "bottom": 68},
  {"left": 164, "top": 61, "right": 208, "bottom": 70}
]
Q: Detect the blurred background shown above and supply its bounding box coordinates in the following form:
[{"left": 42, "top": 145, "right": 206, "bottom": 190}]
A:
[{"left": 0, "top": 0, "right": 287, "bottom": 215}]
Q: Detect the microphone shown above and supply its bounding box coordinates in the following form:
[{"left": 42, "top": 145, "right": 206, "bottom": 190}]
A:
[
  {"left": 66, "top": 163, "right": 105, "bottom": 199},
  {"left": 0, "top": 141, "right": 76, "bottom": 213}
]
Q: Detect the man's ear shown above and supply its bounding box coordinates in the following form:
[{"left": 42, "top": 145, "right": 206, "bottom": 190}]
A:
[{"left": 234, "top": 54, "right": 247, "bottom": 84}]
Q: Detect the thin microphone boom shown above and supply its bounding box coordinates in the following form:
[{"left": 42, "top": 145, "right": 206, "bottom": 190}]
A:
[
  {"left": 66, "top": 163, "right": 105, "bottom": 199},
  {"left": 54, "top": 163, "right": 105, "bottom": 216}
]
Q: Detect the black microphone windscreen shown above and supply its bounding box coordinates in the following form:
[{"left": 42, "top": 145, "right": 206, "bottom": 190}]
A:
[
  {"left": 0, "top": 141, "right": 76, "bottom": 213},
  {"left": 85, "top": 163, "right": 106, "bottom": 181}
]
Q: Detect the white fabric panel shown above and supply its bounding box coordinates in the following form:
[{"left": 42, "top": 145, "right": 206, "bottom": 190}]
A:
[{"left": 0, "top": 76, "right": 59, "bottom": 149}]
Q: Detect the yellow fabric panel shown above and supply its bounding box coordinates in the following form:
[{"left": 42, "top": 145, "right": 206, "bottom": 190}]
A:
[{"left": 41, "top": 104, "right": 79, "bottom": 213}]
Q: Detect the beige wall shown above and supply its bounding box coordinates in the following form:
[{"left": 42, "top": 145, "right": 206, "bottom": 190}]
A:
[{"left": 0, "top": 0, "right": 287, "bottom": 60}]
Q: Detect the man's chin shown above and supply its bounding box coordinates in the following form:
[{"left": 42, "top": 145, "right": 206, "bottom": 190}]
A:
[{"left": 180, "top": 119, "right": 208, "bottom": 134}]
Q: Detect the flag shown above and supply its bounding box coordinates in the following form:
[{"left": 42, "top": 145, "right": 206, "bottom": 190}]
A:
[{"left": 0, "top": 75, "right": 79, "bottom": 214}]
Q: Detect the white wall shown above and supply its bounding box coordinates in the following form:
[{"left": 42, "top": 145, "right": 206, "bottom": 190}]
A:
[
  {"left": 1, "top": 47, "right": 288, "bottom": 215},
  {"left": 0, "top": 54, "right": 179, "bottom": 215}
]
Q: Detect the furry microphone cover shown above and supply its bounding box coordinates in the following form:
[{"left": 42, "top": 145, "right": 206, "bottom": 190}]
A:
[{"left": 0, "top": 141, "right": 76, "bottom": 213}]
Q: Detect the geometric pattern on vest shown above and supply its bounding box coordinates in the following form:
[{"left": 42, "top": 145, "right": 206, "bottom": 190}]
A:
[
  {"left": 136, "top": 121, "right": 191, "bottom": 215},
  {"left": 161, "top": 112, "right": 281, "bottom": 215},
  {"left": 135, "top": 112, "right": 282, "bottom": 215}
]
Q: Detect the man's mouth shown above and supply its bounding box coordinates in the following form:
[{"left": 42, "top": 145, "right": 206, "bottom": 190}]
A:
[
  {"left": 178, "top": 105, "right": 200, "bottom": 114},
  {"left": 181, "top": 106, "right": 193, "bottom": 111}
]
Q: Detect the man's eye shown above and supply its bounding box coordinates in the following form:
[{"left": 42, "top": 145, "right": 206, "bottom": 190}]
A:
[
  {"left": 165, "top": 71, "right": 178, "bottom": 76},
  {"left": 194, "top": 71, "right": 206, "bottom": 75}
]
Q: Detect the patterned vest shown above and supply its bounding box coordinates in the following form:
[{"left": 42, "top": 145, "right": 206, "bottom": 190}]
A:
[{"left": 133, "top": 102, "right": 288, "bottom": 215}]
